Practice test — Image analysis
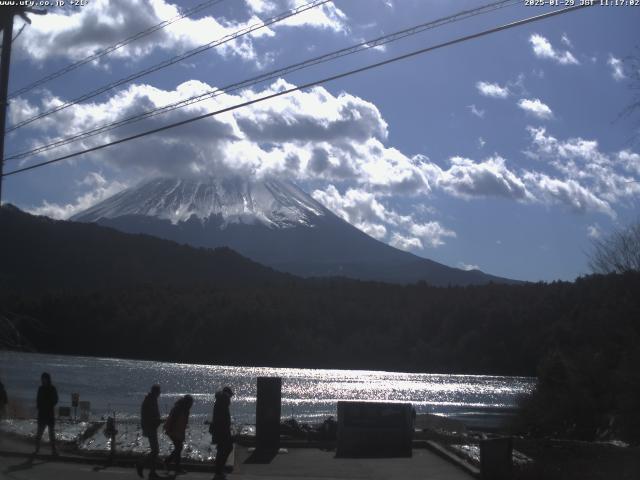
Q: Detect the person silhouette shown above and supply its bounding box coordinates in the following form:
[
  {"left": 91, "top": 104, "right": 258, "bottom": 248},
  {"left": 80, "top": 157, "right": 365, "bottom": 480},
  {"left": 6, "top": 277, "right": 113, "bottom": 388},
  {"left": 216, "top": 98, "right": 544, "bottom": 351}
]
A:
[
  {"left": 137, "top": 384, "right": 162, "bottom": 479},
  {"left": 34, "top": 372, "right": 58, "bottom": 456},
  {"left": 0, "top": 378, "right": 7, "bottom": 419},
  {"left": 211, "top": 386, "right": 234, "bottom": 480},
  {"left": 164, "top": 394, "right": 193, "bottom": 473},
  {"left": 0, "top": 377, "right": 6, "bottom": 448}
]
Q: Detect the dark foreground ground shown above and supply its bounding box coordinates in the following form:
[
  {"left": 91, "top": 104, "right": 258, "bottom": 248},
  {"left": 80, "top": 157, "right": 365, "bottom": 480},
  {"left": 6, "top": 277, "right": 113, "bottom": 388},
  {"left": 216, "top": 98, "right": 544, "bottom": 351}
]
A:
[
  {"left": 512, "top": 438, "right": 640, "bottom": 480},
  {"left": 0, "top": 435, "right": 472, "bottom": 480},
  {"left": 2, "top": 430, "right": 639, "bottom": 479},
  {"left": 0, "top": 453, "right": 474, "bottom": 480}
]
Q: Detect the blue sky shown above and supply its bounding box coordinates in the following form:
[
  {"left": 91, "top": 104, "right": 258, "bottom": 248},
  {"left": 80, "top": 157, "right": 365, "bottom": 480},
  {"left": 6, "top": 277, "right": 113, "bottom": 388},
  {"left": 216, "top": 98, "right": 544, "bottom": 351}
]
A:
[{"left": 3, "top": 0, "right": 640, "bottom": 282}]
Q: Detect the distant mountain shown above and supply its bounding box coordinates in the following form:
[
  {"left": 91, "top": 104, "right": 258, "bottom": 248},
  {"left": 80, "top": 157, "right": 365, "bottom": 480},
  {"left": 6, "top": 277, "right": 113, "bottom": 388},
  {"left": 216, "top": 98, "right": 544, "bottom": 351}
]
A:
[
  {"left": 0, "top": 204, "right": 291, "bottom": 291},
  {"left": 72, "top": 176, "right": 516, "bottom": 286}
]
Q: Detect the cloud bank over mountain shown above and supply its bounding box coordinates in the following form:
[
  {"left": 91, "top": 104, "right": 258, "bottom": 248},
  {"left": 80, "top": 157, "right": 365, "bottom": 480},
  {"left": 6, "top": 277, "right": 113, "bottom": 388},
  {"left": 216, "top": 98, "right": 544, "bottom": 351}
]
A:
[{"left": 16, "top": 73, "right": 639, "bottom": 253}]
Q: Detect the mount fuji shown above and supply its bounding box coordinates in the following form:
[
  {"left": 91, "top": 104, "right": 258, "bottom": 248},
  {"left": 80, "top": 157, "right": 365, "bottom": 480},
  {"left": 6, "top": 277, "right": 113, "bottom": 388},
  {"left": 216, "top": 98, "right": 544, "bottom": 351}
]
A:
[{"left": 72, "top": 176, "right": 514, "bottom": 285}]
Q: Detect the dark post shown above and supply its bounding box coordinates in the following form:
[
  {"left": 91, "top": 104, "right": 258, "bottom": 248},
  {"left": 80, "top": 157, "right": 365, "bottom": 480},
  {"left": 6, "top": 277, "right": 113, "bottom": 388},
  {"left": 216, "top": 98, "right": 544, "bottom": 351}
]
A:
[
  {"left": 480, "top": 436, "right": 513, "bottom": 480},
  {"left": 0, "top": 6, "right": 45, "bottom": 203},
  {"left": 105, "top": 415, "right": 118, "bottom": 463},
  {"left": 71, "top": 392, "right": 79, "bottom": 421},
  {"left": 255, "top": 377, "right": 281, "bottom": 452},
  {"left": 0, "top": 11, "right": 14, "bottom": 203}
]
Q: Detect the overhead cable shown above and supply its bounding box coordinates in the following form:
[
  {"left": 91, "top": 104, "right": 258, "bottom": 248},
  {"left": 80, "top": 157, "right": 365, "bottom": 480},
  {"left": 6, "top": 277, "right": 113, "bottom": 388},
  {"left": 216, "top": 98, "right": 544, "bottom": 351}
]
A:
[
  {"left": 6, "top": 0, "right": 332, "bottom": 132},
  {"left": 8, "top": 0, "right": 227, "bottom": 99},
  {"left": 2, "top": 4, "right": 593, "bottom": 178},
  {"left": 6, "top": 0, "right": 520, "bottom": 162}
]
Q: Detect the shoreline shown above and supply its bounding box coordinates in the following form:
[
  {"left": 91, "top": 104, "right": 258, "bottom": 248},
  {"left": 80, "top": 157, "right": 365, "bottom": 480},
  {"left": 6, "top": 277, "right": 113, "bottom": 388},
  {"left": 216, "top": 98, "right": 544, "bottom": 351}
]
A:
[{"left": 0, "top": 348, "right": 538, "bottom": 379}]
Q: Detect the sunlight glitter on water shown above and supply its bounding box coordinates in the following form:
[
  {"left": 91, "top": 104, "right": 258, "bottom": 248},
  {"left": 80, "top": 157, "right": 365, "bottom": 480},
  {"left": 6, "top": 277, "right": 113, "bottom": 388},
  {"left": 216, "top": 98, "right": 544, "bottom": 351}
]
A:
[{"left": 1, "top": 351, "right": 534, "bottom": 427}]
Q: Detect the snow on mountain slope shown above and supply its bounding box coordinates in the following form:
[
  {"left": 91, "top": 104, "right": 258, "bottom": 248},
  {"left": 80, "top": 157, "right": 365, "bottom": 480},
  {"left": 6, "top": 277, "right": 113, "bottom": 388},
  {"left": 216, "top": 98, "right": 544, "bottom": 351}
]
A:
[
  {"left": 72, "top": 175, "right": 518, "bottom": 285},
  {"left": 72, "top": 176, "right": 326, "bottom": 228}
]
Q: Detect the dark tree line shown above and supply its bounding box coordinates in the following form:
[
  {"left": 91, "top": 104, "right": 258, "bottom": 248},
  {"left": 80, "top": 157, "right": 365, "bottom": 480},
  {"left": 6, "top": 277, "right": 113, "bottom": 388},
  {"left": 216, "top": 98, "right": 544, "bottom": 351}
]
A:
[{"left": 1, "top": 272, "right": 638, "bottom": 376}]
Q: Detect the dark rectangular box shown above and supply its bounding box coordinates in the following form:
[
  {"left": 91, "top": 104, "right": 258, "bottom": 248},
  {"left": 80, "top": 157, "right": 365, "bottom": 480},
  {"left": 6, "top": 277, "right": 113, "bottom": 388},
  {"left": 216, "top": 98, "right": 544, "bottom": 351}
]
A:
[
  {"left": 480, "top": 436, "right": 512, "bottom": 480},
  {"left": 336, "top": 401, "right": 413, "bottom": 457},
  {"left": 256, "top": 377, "right": 282, "bottom": 451}
]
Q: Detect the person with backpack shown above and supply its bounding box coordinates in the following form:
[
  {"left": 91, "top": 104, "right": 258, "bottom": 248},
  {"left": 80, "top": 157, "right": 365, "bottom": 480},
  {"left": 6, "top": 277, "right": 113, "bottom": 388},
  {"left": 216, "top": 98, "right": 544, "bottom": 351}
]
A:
[
  {"left": 137, "top": 384, "right": 162, "bottom": 479},
  {"left": 34, "top": 372, "right": 58, "bottom": 456},
  {"left": 210, "top": 386, "right": 234, "bottom": 480},
  {"left": 163, "top": 394, "right": 193, "bottom": 473}
]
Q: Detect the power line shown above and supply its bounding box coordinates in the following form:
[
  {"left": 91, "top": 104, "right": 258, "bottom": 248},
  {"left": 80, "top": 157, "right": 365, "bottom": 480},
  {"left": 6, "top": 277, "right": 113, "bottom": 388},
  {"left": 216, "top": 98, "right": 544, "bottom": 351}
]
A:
[
  {"left": 7, "top": 0, "right": 226, "bottom": 99},
  {"left": 5, "top": 0, "right": 520, "bottom": 163},
  {"left": 6, "top": 0, "right": 331, "bottom": 133},
  {"left": 11, "top": 23, "right": 26, "bottom": 43},
  {"left": 2, "top": 4, "right": 593, "bottom": 179}
]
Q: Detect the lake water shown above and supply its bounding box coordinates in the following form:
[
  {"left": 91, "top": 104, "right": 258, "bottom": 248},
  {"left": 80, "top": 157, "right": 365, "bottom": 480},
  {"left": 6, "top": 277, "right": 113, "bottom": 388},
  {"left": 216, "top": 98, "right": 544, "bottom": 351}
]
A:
[{"left": 0, "top": 351, "right": 534, "bottom": 430}]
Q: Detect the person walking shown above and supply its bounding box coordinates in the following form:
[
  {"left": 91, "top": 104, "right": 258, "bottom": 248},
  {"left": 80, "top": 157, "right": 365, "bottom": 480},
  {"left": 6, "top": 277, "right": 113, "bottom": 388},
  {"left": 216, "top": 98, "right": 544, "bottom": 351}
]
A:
[
  {"left": 163, "top": 394, "right": 193, "bottom": 473},
  {"left": 0, "top": 378, "right": 7, "bottom": 419},
  {"left": 137, "top": 384, "right": 162, "bottom": 479},
  {"left": 34, "top": 372, "right": 58, "bottom": 456},
  {"left": 210, "top": 386, "right": 234, "bottom": 480},
  {"left": 0, "top": 377, "right": 6, "bottom": 447}
]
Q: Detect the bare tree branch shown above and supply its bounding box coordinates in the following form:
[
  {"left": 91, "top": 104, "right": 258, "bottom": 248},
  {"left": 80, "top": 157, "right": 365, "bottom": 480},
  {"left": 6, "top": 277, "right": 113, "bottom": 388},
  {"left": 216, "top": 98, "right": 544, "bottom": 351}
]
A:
[{"left": 589, "top": 221, "right": 640, "bottom": 274}]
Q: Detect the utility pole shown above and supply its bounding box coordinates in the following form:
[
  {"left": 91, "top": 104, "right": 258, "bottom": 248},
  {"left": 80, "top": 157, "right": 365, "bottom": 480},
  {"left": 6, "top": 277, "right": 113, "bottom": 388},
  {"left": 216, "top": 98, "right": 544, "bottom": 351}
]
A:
[{"left": 0, "top": 6, "right": 46, "bottom": 204}]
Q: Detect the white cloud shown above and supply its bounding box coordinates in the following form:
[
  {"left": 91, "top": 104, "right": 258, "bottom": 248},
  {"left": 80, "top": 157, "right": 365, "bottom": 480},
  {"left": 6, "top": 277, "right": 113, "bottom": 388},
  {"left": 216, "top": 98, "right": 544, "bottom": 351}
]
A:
[
  {"left": 478, "top": 137, "right": 486, "bottom": 149},
  {"left": 560, "top": 33, "right": 573, "bottom": 49},
  {"left": 467, "top": 104, "right": 485, "bottom": 118},
  {"left": 529, "top": 34, "right": 579, "bottom": 65},
  {"left": 28, "top": 76, "right": 634, "bottom": 226},
  {"left": 11, "top": 79, "right": 397, "bottom": 184},
  {"left": 311, "top": 185, "right": 455, "bottom": 249},
  {"left": 618, "top": 150, "right": 640, "bottom": 175},
  {"left": 607, "top": 55, "right": 626, "bottom": 81},
  {"left": 20, "top": 0, "right": 264, "bottom": 63},
  {"left": 524, "top": 127, "right": 640, "bottom": 214},
  {"left": 18, "top": 0, "right": 346, "bottom": 65},
  {"left": 311, "top": 185, "right": 390, "bottom": 240},
  {"left": 523, "top": 172, "right": 615, "bottom": 217},
  {"left": 245, "top": 0, "right": 278, "bottom": 14},
  {"left": 587, "top": 223, "right": 602, "bottom": 239},
  {"left": 457, "top": 262, "right": 479, "bottom": 271},
  {"left": 518, "top": 98, "right": 553, "bottom": 119},
  {"left": 476, "top": 81, "right": 510, "bottom": 99},
  {"left": 390, "top": 233, "right": 423, "bottom": 251},
  {"left": 270, "top": 1, "right": 348, "bottom": 32},
  {"left": 27, "top": 172, "right": 127, "bottom": 219},
  {"left": 17, "top": 74, "right": 639, "bottom": 227},
  {"left": 424, "top": 156, "right": 531, "bottom": 201},
  {"left": 508, "top": 73, "right": 528, "bottom": 96},
  {"left": 526, "top": 126, "right": 606, "bottom": 164},
  {"left": 410, "top": 221, "right": 456, "bottom": 248}
]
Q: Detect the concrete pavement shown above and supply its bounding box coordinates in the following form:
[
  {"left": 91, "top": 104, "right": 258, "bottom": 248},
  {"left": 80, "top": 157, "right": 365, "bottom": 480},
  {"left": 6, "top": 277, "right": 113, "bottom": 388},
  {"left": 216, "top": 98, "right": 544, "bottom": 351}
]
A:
[{"left": 0, "top": 445, "right": 475, "bottom": 480}]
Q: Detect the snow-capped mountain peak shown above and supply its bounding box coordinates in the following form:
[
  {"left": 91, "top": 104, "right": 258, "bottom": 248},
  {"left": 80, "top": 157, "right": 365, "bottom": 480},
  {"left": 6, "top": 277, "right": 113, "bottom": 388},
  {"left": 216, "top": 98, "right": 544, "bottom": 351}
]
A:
[
  {"left": 71, "top": 174, "right": 516, "bottom": 285},
  {"left": 72, "top": 176, "right": 326, "bottom": 228}
]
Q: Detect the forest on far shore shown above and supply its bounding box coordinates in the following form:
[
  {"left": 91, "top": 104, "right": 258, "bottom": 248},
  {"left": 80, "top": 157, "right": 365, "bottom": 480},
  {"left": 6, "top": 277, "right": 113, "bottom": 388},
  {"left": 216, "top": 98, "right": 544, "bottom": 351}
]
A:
[{"left": 1, "top": 273, "right": 637, "bottom": 376}]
